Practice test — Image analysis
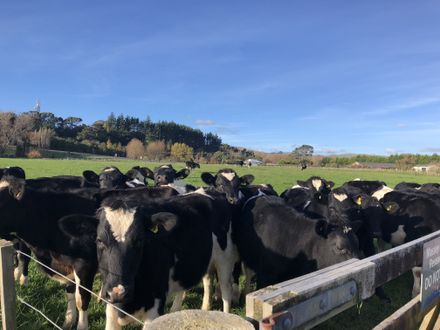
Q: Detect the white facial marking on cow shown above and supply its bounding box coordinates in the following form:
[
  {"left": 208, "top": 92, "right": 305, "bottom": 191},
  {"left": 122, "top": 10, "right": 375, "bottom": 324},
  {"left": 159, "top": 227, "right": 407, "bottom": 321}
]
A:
[
  {"left": 0, "top": 181, "right": 10, "bottom": 189},
  {"left": 103, "top": 207, "right": 137, "bottom": 242},
  {"left": 372, "top": 185, "right": 394, "bottom": 201},
  {"left": 221, "top": 172, "right": 236, "bottom": 181},
  {"left": 333, "top": 193, "right": 348, "bottom": 202},
  {"left": 415, "top": 187, "right": 422, "bottom": 190},
  {"left": 390, "top": 225, "right": 406, "bottom": 246},
  {"left": 312, "top": 179, "right": 322, "bottom": 191},
  {"left": 353, "top": 178, "right": 361, "bottom": 181},
  {"left": 343, "top": 226, "right": 352, "bottom": 234},
  {"left": 160, "top": 165, "right": 171, "bottom": 168},
  {"left": 125, "top": 178, "right": 144, "bottom": 188},
  {"left": 104, "top": 167, "right": 117, "bottom": 173}
]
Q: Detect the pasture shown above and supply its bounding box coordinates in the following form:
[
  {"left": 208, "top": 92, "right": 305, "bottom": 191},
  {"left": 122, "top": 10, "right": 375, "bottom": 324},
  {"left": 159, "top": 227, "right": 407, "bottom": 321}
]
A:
[{"left": 2, "top": 158, "right": 439, "bottom": 329}]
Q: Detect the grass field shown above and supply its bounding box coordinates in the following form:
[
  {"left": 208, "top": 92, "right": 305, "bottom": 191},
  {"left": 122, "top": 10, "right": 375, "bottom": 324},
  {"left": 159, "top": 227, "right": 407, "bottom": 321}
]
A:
[{"left": 1, "top": 158, "right": 439, "bottom": 329}]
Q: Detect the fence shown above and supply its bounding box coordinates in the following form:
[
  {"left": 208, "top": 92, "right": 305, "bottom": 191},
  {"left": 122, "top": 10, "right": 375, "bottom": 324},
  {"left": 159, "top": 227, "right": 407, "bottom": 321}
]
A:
[
  {"left": 2, "top": 231, "right": 440, "bottom": 329},
  {"left": 0, "top": 240, "right": 145, "bottom": 329},
  {"left": 246, "top": 229, "right": 440, "bottom": 329}
]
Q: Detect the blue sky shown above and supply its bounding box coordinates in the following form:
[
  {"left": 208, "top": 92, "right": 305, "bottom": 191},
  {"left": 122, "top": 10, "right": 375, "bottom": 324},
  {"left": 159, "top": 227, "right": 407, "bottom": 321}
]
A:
[{"left": 1, "top": 1, "right": 440, "bottom": 155}]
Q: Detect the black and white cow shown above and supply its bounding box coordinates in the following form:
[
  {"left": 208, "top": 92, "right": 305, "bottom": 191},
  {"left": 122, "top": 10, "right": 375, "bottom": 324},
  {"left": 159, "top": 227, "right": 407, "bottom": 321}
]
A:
[
  {"left": 342, "top": 180, "right": 393, "bottom": 201},
  {"left": 82, "top": 166, "right": 153, "bottom": 189},
  {"left": 97, "top": 193, "right": 220, "bottom": 329},
  {"left": 234, "top": 194, "right": 361, "bottom": 288},
  {"left": 0, "top": 168, "right": 98, "bottom": 330},
  {"left": 297, "top": 176, "right": 335, "bottom": 197},
  {"left": 185, "top": 159, "right": 200, "bottom": 170},
  {"left": 145, "top": 164, "right": 195, "bottom": 194}
]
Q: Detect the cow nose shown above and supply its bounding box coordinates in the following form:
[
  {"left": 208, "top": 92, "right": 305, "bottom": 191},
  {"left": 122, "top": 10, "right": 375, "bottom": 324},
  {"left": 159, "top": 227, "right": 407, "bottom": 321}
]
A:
[
  {"left": 108, "top": 285, "right": 126, "bottom": 303},
  {"left": 227, "top": 196, "right": 239, "bottom": 204}
]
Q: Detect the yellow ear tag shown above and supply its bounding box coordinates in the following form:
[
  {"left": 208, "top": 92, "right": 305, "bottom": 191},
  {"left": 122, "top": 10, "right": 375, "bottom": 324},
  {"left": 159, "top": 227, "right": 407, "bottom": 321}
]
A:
[
  {"left": 150, "top": 225, "right": 159, "bottom": 234},
  {"left": 15, "top": 192, "right": 21, "bottom": 199},
  {"left": 356, "top": 196, "right": 362, "bottom": 205}
]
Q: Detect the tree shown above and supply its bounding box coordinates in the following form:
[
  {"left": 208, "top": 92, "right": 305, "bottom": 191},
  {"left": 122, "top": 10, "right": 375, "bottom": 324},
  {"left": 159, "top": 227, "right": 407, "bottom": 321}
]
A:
[
  {"left": 126, "top": 138, "right": 145, "bottom": 159},
  {"left": 170, "top": 143, "right": 193, "bottom": 161},
  {"left": 292, "top": 144, "right": 314, "bottom": 169},
  {"left": 146, "top": 140, "right": 166, "bottom": 161},
  {"left": 30, "top": 128, "right": 54, "bottom": 149}
]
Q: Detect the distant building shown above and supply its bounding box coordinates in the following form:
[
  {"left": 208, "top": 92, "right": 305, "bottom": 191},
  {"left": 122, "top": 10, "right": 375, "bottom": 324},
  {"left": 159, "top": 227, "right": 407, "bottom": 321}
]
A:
[
  {"left": 350, "top": 162, "right": 396, "bottom": 169},
  {"left": 413, "top": 165, "right": 437, "bottom": 173},
  {"left": 246, "top": 158, "right": 263, "bottom": 166}
]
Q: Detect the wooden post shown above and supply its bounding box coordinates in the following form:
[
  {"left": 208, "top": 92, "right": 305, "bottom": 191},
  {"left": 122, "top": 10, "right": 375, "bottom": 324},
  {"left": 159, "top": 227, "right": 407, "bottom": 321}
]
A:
[
  {"left": 0, "top": 240, "right": 16, "bottom": 330},
  {"left": 420, "top": 304, "right": 440, "bottom": 330}
]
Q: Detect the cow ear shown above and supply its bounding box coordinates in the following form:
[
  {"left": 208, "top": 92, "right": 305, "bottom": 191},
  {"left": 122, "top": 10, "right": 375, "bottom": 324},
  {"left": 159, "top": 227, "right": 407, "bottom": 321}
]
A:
[
  {"left": 383, "top": 201, "right": 399, "bottom": 214},
  {"left": 150, "top": 212, "right": 178, "bottom": 233},
  {"left": 83, "top": 170, "right": 99, "bottom": 184},
  {"left": 315, "top": 220, "right": 329, "bottom": 238},
  {"left": 240, "top": 175, "right": 254, "bottom": 186},
  {"left": 139, "top": 167, "right": 154, "bottom": 180},
  {"left": 297, "top": 180, "right": 306, "bottom": 186},
  {"left": 9, "top": 179, "right": 25, "bottom": 200},
  {"left": 201, "top": 172, "right": 215, "bottom": 185},
  {"left": 352, "top": 194, "right": 365, "bottom": 207},
  {"left": 326, "top": 181, "right": 335, "bottom": 189},
  {"left": 176, "top": 169, "right": 190, "bottom": 180}
]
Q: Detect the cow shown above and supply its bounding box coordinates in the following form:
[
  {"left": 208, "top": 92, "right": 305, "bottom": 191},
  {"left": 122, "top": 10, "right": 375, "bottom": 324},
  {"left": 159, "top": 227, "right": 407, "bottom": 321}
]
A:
[
  {"left": 234, "top": 193, "right": 361, "bottom": 288},
  {"left": 82, "top": 166, "right": 153, "bottom": 189},
  {"left": 0, "top": 168, "right": 99, "bottom": 330},
  {"left": 380, "top": 189, "right": 440, "bottom": 296},
  {"left": 97, "top": 193, "right": 220, "bottom": 329},
  {"left": 185, "top": 159, "right": 200, "bottom": 170},
  {"left": 144, "top": 164, "right": 196, "bottom": 194},
  {"left": 297, "top": 176, "right": 335, "bottom": 197},
  {"left": 342, "top": 180, "right": 393, "bottom": 201}
]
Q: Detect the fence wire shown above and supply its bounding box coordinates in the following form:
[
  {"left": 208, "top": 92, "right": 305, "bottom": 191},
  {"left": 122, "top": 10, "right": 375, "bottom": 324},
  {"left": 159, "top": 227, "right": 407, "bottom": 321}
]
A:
[
  {"left": 15, "top": 249, "right": 145, "bottom": 327},
  {"left": 16, "top": 295, "right": 63, "bottom": 330}
]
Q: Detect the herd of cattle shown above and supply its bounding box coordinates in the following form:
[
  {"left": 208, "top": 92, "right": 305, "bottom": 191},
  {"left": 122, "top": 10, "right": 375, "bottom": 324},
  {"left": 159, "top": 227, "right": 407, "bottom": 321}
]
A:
[{"left": 0, "top": 164, "right": 439, "bottom": 330}]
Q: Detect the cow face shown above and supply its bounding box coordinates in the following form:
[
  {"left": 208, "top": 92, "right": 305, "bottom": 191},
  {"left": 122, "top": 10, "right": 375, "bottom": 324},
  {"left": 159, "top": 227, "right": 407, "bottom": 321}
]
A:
[
  {"left": 297, "top": 176, "right": 334, "bottom": 201},
  {"left": 97, "top": 205, "right": 178, "bottom": 304},
  {"left": 83, "top": 166, "right": 149, "bottom": 189},
  {"left": 0, "top": 167, "right": 26, "bottom": 202},
  {"left": 201, "top": 169, "right": 254, "bottom": 204},
  {"left": 315, "top": 220, "right": 361, "bottom": 267},
  {"left": 153, "top": 165, "right": 189, "bottom": 186},
  {"left": 125, "top": 166, "right": 153, "bottom": 187}
]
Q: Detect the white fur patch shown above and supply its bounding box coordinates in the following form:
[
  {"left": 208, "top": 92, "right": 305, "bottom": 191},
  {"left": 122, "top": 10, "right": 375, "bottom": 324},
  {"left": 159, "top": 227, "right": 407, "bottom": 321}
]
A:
[
  {"left": 0, "top": 181, "right": 10, "bottom": 189},
  {"left": 103, "top": 207, "right": 137, "bottom": 242},
  {"left": 167, "top": 182, "right": 189, "bottom": 195},
  {"left": 372, "top": 186, "right": 393, "bottom": 201},
  {"left": 187, "top": 188, "right": 215, "bottom": 200},
  {"left": 333, "top": 193, "right": 348, "bottom": 202},
  {"left": 292, "top": 185, "right": 310, "bottom": 190},
  {"left": 221, "top": 172, "right": 236, "bottom": 181},
  {"left": 160, "top": 165, "right": 171, "bottom": 168},
  {"left": 353, "top": 178, "right": 361, "bottom": 181},
  {"left": 104, "top": 167, "right": 117, "bottom": 173},
  {"left": 390, "top": 225, "right": 406, "bottom": 246},
  {"left": 125, "top": 178, "right": 144, "bottom": 188},
  {"left": 312, "top": 179, "right": 322, "bottom": 191}
]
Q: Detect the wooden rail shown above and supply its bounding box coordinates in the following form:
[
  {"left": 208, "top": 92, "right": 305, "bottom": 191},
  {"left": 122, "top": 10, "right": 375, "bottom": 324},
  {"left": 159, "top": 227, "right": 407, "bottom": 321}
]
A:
[
  {"left": 0, "top": 240, "right": 16, "bottom": 330},
  {"left": 246, "top": 230, "right": 440, "bottom": 329}
]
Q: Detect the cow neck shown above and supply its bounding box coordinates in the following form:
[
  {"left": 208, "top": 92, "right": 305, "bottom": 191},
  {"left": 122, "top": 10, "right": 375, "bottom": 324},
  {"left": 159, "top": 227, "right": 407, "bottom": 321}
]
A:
[{"left": 242, "top": 189, "right": 266, "bottom": 210}]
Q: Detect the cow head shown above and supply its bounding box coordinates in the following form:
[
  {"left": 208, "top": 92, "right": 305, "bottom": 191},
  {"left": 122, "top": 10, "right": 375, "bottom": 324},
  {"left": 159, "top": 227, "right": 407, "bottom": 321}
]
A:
[
  {"left": 297, "top": 176, "right": 334, "bottom": 201},
  {"left": 201, "top": 169, "right": 254, "bottom": 204},
  {"left": 329, "top": 189, "right": 384, "bottom": 239},
  {"left": 152, "top": 165, "right": 190, "bottom": 186},
  {"left": 83, "top": 166, "right": 151, "bottom": 189},
  {"left": 0, "top": 167, "right": 26, "bottom": 201},
  {"left": 314, "top": 219, "right": 361, "bottom": 267},
  {"left": 97, "top": 202, "right": 178, "bottom": 304}
]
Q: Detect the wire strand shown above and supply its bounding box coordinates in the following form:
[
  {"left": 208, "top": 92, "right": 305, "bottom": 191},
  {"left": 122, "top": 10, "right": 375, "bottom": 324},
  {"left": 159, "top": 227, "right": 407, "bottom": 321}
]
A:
[
  {"left": 16, "top": 249, "right": 145, "bottom": 326},
  {"left": 17, "top": 295, "right": 63, "bottom": 330}
]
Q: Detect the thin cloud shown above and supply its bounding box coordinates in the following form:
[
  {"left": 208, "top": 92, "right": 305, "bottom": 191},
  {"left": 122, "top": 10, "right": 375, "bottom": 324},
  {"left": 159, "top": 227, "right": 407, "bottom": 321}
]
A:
[{"left": 195, "top": 119, "right": 215, "bottom": 126}]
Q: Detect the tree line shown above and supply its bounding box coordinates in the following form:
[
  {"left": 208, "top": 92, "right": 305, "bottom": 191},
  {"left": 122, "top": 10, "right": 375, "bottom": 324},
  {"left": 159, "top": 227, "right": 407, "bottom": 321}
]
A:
[{"left": 0, "top": 110, "right": 223, "bottom": 159}]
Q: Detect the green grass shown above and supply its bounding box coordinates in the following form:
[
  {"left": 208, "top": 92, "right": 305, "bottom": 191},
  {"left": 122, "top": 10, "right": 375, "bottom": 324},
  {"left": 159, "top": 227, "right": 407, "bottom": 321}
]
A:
[{"left": 1, "top": 158, "right": 439, "bottom": 329}]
